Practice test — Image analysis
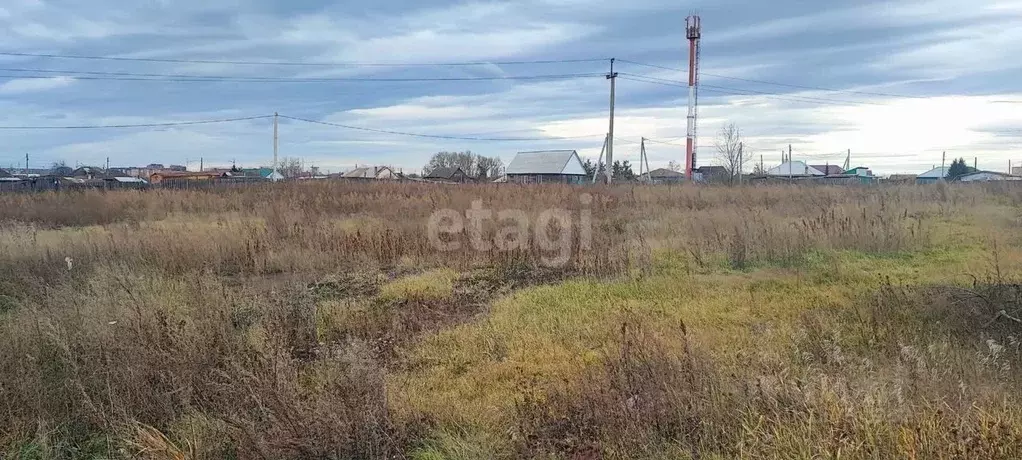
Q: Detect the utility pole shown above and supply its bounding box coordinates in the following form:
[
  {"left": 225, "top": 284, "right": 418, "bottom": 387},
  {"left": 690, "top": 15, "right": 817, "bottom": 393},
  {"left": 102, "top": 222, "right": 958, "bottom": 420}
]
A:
[
  {"left": 106, "top": 157, "right": 110, "bottom": 172},
  {"left": 606, "top": 59, "right": 617, "bottom": 184},
  {"left": 273, "top": 112, "right": 279, "bottom": 179},
  {"left": 844, "top": 149, "right": 851, "bottom": 172},
  {"left": 788, "top": 144, "right": 793, "bottom": 182},
  {"left": 941, "top": 151, "right": 946, "bottom": 182},
  {"left": 974, "top": 157, "right": 977, "bottom": 171},
  {"left": 760, "top": 154, "right": 764, "bottom": 175},
  {"left": 200, "top": 157, "right": 204, "bottom": 172},
  {"left": 24, "top": 153, "right": 28, "bottom": 175},
  {"left": 738, "top": 142, "right": 743, "bottom": 186},
  {"left": 592, "top": 134, "right": 608, "bottom": 184},
  {"left": 639, "top": 137, "right": 651, "bottom": 182}
]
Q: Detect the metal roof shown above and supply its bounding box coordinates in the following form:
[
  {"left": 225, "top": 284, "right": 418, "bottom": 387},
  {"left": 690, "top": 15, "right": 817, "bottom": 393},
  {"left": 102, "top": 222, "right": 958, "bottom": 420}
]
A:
[
  {"left": 108, "top": 177, "right": 147, "bottom": 183},
  {"left": 918, "top": 167, "right": 949, "bottom": 179},
  {"left": 424, "top": 167, "right": 464, "bottom": 179},
  {"left": 506, "top": 150, "right": 585, "bottom": 175},
  {"left": 811, "top": 165, "right": 844, "bottom": 176},
  {"left": 343, "top": 166, "right": 394, "bottom": 179},
  {"left": 648, "top": 168, "right": 684, "bottom": 178},
  {"left": 765, "top": 161, "right": 826, "bottom": 176}
]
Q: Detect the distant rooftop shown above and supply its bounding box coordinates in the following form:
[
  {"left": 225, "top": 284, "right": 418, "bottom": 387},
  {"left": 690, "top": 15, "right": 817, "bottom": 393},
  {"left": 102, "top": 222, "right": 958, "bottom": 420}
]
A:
[{"left": 506, "top": 150, "right": 585, "bottom": 175}]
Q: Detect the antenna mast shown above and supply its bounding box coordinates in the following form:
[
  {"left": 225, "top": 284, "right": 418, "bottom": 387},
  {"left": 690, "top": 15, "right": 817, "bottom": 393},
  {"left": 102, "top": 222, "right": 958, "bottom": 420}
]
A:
[{"left": 685, "top": 15, "right": 702, "bottom": 181}]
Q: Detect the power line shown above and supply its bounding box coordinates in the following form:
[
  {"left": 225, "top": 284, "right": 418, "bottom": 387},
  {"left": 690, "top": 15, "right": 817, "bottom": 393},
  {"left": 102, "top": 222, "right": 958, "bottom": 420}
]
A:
[
  {"left": 619, "top": 72, "right": 880, "bottom": 105},
  {"left": 617, "top": 59, "right": 928, "bottom": 99},
  {"left": 618, "top": 74, "right": 870, "bottom": 107},
  {"left": 0, "top": 69, "right": 606, "bottom": 83},
  {"left": 643, "top": 137, "right": 685, "bottom": 147},
  {"left": 280, "top": 114, "right": 605, "bottom": 142},
  {"left": 0, "top": 115, "right": 272, "bottom": 130},
  {"left": 0, "top": 51, "right": 609, "bottom": 68}
]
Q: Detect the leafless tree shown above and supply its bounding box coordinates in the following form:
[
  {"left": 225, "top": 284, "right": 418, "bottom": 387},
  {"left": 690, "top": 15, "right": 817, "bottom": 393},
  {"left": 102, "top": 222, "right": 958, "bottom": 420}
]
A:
[
  {"left": 715, "top": 123, "right": 748, "bottom": 186},
  {"left": 279, "top": 157, "right": 304, "bottom": 178},
  {"left": 423, "top": 151, "right": 503, "bottom": 179},
  {"left": 667, "top": 160, "right": 682, "bottom": 172}
]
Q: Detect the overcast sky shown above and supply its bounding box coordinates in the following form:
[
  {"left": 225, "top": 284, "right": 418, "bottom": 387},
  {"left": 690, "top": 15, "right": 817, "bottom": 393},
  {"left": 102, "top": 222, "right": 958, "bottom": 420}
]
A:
[{"left": 0, "top": 0, "right": 1019, "bottom": 175}]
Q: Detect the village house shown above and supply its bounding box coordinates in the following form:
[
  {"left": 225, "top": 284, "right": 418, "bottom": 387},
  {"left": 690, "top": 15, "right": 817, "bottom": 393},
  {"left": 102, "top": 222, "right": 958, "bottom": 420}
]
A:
[
  {"left": 504, "top": 150, "right": 588, "bottom": 184},
  {"left": 646, "top": 168, "right": 686, "bottom": 184},
  {"left": 957, "top": 171, "right": 1022, "bottom": 182},
  {"left": 915, "top": 167, "right": 949, "bottom": 184},
  {"left": 341, "top": 166, "right": 396, "bottom": 180},
  {"left": 424, "top": 166, "right": 469, "bottom": 183}
]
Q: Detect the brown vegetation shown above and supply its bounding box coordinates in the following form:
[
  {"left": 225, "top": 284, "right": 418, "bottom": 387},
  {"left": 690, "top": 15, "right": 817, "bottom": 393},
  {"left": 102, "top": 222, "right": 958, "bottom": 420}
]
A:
[{"left": 1, "top": 181, "right": 1021, "bottom": 458}]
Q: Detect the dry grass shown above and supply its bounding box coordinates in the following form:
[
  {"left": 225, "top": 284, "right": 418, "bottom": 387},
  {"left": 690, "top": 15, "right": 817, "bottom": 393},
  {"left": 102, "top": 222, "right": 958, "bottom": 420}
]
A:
[{"left": 1, "top": 181, "right": 1022, "bottom": 458}]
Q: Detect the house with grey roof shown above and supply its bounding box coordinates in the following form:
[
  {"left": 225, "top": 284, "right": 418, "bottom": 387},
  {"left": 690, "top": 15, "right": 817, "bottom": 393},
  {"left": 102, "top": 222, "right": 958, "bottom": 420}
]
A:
[
  {"left": 916, "top": 167, "right": 949, "bottom": 184},
  {"left": 505, "top": 150, "right": 588, "bottom": 184},
  {"left": 811, "top": 164, "right": 845, "bottom": 176},
  {"left": 424, "top": 166, "right": 468, "bottom": 183},
  {"left": 646, "top": 168, "right": 685, "bottom": 184},
  {"left": 341, "top": 166, "right": 396, "bottom": 180},
  {"left": 765, "top": 161, "right": 826, "bottom": 177},
  {"left": 957, "top": 171, "right": 1022, "bottom": 182}
]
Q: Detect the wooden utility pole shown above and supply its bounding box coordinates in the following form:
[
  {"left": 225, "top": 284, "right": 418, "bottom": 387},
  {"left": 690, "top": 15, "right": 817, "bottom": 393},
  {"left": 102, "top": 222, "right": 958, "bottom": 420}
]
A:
[
  {"left": 273, "top": 112, "right": 279, "bottom": 178},
  {"left": 25, "top": 153, "right": 29, "bottom": 175},
  {"left": 199, "top": 157, "right": 203, "bottom": 172},
  {"left": 606, "top": 59, "right": 617, "bottom": 184},
  {"left": 639, "top": 137, "right": 651, "bottom": 182},
  {"left": 788, "top": 144, "right": 793, "bottom": 182},
  {"left": 941, "top": 151, "right": 946, "bottom": 182},
  {"left": 738, "top": 142, "right": 744, "bottom": 186},
  {"left": 592, "top": 134, "right": 608, "bottom": 184}
]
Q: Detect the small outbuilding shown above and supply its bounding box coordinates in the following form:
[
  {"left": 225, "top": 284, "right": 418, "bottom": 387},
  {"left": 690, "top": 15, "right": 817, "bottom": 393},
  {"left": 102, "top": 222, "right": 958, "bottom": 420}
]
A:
[{"left": 505, "top": 150, "right": 587, "bottom": 184}]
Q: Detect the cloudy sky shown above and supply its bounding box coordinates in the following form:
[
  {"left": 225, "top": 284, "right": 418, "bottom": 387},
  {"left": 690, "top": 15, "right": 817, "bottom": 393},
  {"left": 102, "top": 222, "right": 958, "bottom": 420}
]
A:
[{"left": 0, "top": 0, "right": 1019, "bottom": 175}]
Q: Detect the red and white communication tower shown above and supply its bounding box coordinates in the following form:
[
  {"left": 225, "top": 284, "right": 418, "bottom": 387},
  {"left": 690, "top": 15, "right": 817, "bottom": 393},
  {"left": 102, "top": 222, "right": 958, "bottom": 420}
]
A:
[{"left": 685, "top": 15, "right": 702, "bottom": 180}]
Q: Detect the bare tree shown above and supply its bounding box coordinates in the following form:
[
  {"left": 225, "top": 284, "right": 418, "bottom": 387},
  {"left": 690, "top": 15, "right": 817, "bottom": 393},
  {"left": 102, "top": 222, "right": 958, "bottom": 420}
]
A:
[
  {"left": 424, "top": 151, "right": 503, "bottom": 179},
  {"left": 279, "top": 157, "right": 304, "bottom": 178},
  {"left": 714, "top": 123, "right": 748, "bottom": 186},
  {"left": 667, "top": 160, "right": 682, "bottom": 172}
]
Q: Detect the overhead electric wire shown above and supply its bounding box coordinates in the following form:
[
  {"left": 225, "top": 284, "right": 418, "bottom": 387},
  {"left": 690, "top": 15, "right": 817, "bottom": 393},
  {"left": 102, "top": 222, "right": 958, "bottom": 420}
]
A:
[
  {"left": 617, "top": 74, "right": 868, "bottom": 107},
  {"left": 279, "top": 114, "right": 605, "bottom": 142},
  {"left": 0, "top": 115, "right": 272, "bottom": 130},
  {"left": 0, "top": 68, "right": 606, "bottom": 83},
  {"left": 643, "top": 137, "right": 685, "bottom": 147},
  {"left": 619, "top": 73, "right": 881, "bottom": 106},
  {"left": 617, "top": 59, "right": 927, "bottom": 100},
  {"left": 619, "top": 72, "right": 880, "bottom": 105},
  {"left": 0, "top": 51, "right": 609, "bottom": 68}
]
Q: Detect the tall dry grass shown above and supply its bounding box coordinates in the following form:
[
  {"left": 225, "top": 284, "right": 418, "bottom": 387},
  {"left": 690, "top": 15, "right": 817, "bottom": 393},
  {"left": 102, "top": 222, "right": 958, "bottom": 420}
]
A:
[{"left": 0, "top": 181, "right": 1017, "bottom": 458}]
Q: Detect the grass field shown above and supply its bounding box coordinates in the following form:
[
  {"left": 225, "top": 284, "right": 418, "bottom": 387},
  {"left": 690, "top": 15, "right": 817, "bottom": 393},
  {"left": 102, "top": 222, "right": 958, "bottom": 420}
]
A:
[{"left": 2, "top": 181, "right": 1022, "bottom": 459}]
